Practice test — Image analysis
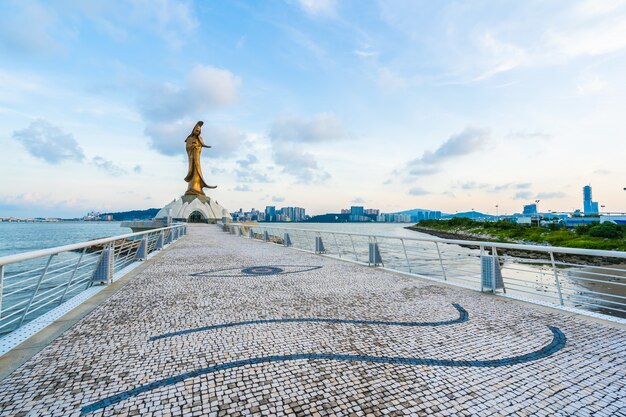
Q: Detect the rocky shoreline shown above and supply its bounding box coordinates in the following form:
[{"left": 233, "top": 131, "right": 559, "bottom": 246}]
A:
[{"left": 405, "top": 226, "right": 622, "bottom": 266}]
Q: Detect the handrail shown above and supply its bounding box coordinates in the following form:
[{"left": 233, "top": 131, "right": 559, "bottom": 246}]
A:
[
  {"left": 0, "top": 224, "right": 185, "bottom": 267},
  {"left": 235, "top": 223, "right": 626, "bottom": 259},
  {"left": 230, "top": 222, "right": 626, "bottom": 321}
]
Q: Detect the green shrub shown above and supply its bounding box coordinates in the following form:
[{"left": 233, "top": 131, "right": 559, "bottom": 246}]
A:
[{"left": 587, "top": 222, "right": 624, "bottom": 239}]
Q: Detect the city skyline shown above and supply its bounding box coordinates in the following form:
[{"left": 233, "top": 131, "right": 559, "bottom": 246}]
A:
[{"left": 1, "top": 1, "right": 626, "bottom": 218}]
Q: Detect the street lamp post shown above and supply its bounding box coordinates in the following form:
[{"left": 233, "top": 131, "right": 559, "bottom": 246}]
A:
[{"left": 495, "top": 204, "right": 499, "bottom": 221}]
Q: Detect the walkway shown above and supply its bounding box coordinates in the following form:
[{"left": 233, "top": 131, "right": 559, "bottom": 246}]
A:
[{"left": 0, "top": 225, "right": 624, "bottom": 416}]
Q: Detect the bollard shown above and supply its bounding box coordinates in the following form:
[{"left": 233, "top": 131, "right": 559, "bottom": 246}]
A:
[
  {"left": 284, "top": 233, "right": 292, "bottom": 247},
  {"left": 368, "top": 242, "right": 383, "bottom": 266},
  {"left": 480, "top": 252, "right": 504, "bottom": 293},
  {"left": 134, "top": 238, "right": 148, "bottom": 261},
  {"left": 315, "top": 236, "right": 326, "bottom": 254},
  {"left": 156, "top": 231, "right": 164, "bottom": 250},
  {"left": 92, "top": 245, "right": 114, "bottom": 285}
]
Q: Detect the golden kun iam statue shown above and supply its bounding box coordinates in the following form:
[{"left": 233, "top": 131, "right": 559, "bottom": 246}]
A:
[{"left": 184, "top": 121, "right": 217, "bottom": 196}]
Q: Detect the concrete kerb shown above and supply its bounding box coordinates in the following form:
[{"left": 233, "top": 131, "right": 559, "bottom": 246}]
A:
[
  {"left": 232, "top": 231, "right": 626, "bottom": 330},
  {"left": 0, "top": 237, "right": 186, "bottom": 381}
]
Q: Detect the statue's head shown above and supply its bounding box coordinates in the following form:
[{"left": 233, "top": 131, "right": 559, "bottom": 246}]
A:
[{"left": 192, "top": 121, "right": 203, "bottom": 136}]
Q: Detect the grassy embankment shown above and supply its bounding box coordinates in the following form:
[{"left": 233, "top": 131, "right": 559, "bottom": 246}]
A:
[{"left": 410, "top": 218, "right": 626, "bottom": 251}]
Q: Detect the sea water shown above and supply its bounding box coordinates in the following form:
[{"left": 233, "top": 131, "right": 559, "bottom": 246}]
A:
[{"left": 0, "top": 222, "right": 131, "bottom": 258}]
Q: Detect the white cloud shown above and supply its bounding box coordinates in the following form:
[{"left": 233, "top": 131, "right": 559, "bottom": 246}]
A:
[
  {"left": 506, "top": 130, "right": 552, "bottom": 141},
  {"left": 139, "top": 65, "right": 240, "bottom": 122},
  {"left": 0, "top": 2, "right": 62, "bottom": 55},
  {"left": 13, "top": 119, "right": 85, "bottom": 164},
  {"left": 236, "top": 154, "right": 258, "bottom": 168},
  {"left": 93, "top": 156, "right": 126, "bottom": 176},
  {"left": 408, "top": 187, "right": 430, "bottom": 196},
  {"left": 473, "top": 32, "right": 527, "bottom": 81},
  {"left": 273, "top": 144, "right": 330, "bottom": 184},
  {"left": 297, "top": 0, "right": 337, "bottom": 17},
  {"left": 202, "top": 125, "right": 245, "bottom": 158},
  {"left": 352, "top": 197, "right": 366, "bottom": 204},
  {"left": 144, "top": 120, "right": 244, "bottom": 157},
  {"left": 514, "top": 191, "right": 533, "bottom": 200},
  {"left": 536, "top": 191, "right": 566, "bottom": 199},
  {"left": 577, "top": 75, "right": 608, "bottom": 96},
  {"left": 546, "top": 18, "right": 626, "bottom": 59},
  {"left": 272, "top": 196, "right": 285, "bottom": 203},
  {"left": 269, "top": 113, "right": 347, "bottom": 143},
  {"left": 234, "top": 184, "right": 253, "bottom": 192},
  {"left": 401, "top": 127, "right": 490, "bottom": 177},
  {"left": 377, "top": 67, "right": 409, "bottom": 91},
  {"left": 354, "top": 49, "right": 378, "bottom": 58}
]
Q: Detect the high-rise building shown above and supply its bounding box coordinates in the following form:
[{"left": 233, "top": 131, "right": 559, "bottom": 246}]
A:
[
  {"left": 265, "top": 206, "right": 276, "bottom": 222},
  {"left": 350, "top": 206, "right": 364, "bottom": 216},
  {"left": 277, "top": 206, "right": 306, "bottom": 222},
  {"left": 523, "top": 204, "right": 537, "bottom": 216},
  {"left": 583, "top": 185, "right": 600, "bottom": 215}
]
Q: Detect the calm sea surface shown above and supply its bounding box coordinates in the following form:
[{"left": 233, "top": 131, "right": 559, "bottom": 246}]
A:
[{"left": 0, "top": 222, "right": 131, "bottom": 258}]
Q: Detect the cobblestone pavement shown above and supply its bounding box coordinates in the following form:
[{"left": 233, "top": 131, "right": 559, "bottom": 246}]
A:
[{"left": 1, "top": 225, "right": 625, "bottom": 416}]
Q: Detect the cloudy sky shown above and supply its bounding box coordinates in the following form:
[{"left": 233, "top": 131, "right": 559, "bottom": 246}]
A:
[{"left": 1, "top": 0, "right": 625, "bottom": 218}]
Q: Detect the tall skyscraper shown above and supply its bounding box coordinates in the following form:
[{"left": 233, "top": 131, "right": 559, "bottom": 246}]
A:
[
  {"left": 583, "top": 185, "right": 592, "bottom": 213},
  {"left": 583, "top": 185, "right": 599, "bottom": 215},
  {"left": 265, "top": 206, "right": 276, "bottom": 222}
]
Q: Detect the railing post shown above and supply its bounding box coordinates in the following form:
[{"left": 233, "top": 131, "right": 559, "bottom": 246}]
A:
[
  {"left": 550, "top": 252, "right": 564, "bottom": 306},
  {"left": 435, "top": 242, "right": 447, "bottom": 281},
  {"left": 264, "top": 231, "right": 270, "bottom": 242},
  {"left": 368, "top": 239, "right": 383, "bottom": 267},
  {"left": 0, "top": 265, "right": 4, "bottom": 319},
  {"left": 283, "top": 233, "right": 292, "bottom": 247},
  {"left": 165, "top": 230, "right": 173, "bottom": 245},
  {"left": 156, "top": 231, "right": 164, "bottom": 250},
  {"left": 479, "top": 246, "right": 484, "bottom": 292},
  {"left": 481, "top": 246, "right": 504, "bottom": 294},
  {"left": 92, "top": 244, "right": 114, "bottom": 286},
  {"left": 18, "top": 254, "right": 55, "bottom": 327},
  {"left": 134, "top": 237, "right": 148, "bottom": 261},
  {"left": 315, "top": 236, "right": 326, "bottom": 254},
  {"left": 60, "top": 248, "right": 87, "bottom": 303},
  {"left": 248, "top": 229, "right": 254, "bottom": 239},
  {"left": 401, "top": 239, "right": 411, "bottom": 272}
]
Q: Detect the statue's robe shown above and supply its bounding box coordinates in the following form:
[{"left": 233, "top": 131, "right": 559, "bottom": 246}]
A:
[{"left": 184, "top": 134, "right": 214, "bottom": 195}]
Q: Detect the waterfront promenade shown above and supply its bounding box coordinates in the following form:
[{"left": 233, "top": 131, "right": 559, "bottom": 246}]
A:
[{"left": 0, "top": 225, "right": 625, "bottom": 416}]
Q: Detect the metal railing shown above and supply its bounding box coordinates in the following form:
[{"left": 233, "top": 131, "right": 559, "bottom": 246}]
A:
[
  {"left": 0, "top": 224, "right": 187, "bottom": 335},
  {"left": 225, "top": 223, "right": 626, "bottom": 320}
]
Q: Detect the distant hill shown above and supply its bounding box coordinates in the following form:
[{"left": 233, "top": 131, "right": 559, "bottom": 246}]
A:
[
  {"left": 443, "top": 211, "right": 492, "bottom": 219},
  {"left": 395, "top": 208, "right": 494, "bottom": 220},
  {"left": 101, "top": 208, "right": 160, "bottom": 221},
  {"left": 394, "top": 208, "right": 440, "bottom": 216}
]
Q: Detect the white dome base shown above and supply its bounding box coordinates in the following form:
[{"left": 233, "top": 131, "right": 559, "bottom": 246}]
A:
[{"left": 155, "top": 195, "right": 231, "bottom": 224}]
